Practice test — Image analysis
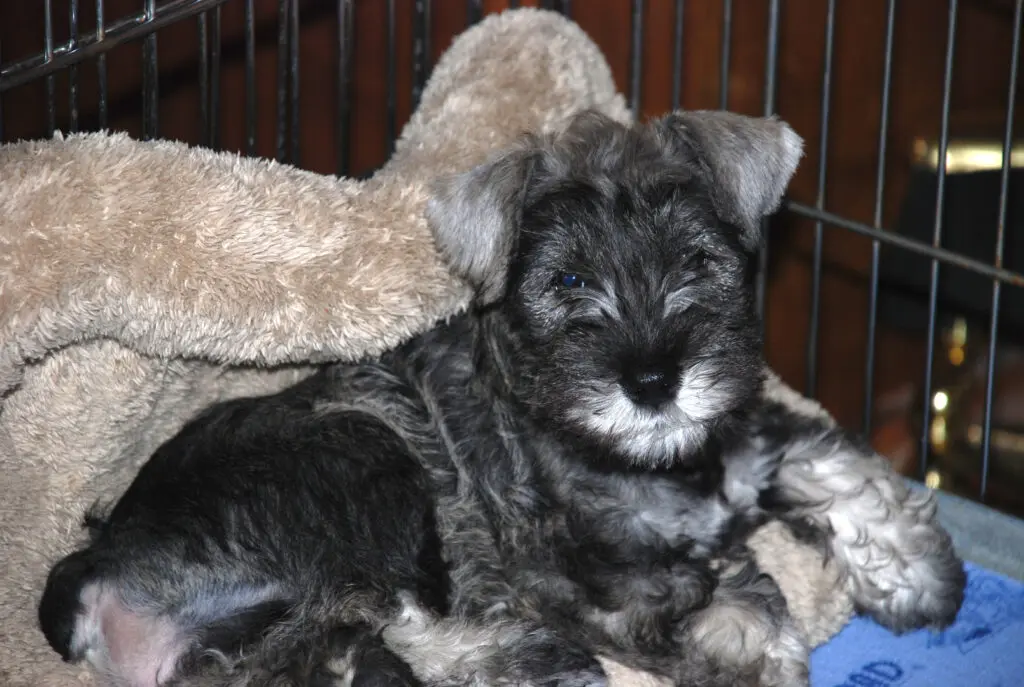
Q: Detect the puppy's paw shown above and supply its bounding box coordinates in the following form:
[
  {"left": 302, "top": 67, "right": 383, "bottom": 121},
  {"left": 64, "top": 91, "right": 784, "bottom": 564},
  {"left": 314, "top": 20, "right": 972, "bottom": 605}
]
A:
[
  {"left": 677, "top": 562, "right": 810, "bottom": 687},
  {"left": 315, "top": 625, "right": 424, "bottom": 687},
  {"left": 839, "top": 486, "right": 967, "bottom": 633},
  {"left": 776, "top": 439, "right": 966, "bottom": 634}
]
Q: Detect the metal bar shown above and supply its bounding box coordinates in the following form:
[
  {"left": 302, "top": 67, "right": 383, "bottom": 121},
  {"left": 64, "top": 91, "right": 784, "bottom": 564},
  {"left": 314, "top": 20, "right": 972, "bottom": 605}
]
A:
[
  {"left": 276, "top": 0, "right": 289, "bottom": 162},
  {"left": 919, "top": 0, "right": 958, "bottom": 482},
  {"left": 863, "top": 0, "right": 897, "bottom": 436},
  {"left": 784, "top": 202, "right": 1024, "bottom": 288},
  {"left": 289, "top": 0, "right": 300, "bottom": 165},
  {"left": 412, "top": 0, "right": 431, "bottom": 112},
  {"left": 142, "top": 0, "right": 159, "bottom": 140},
  {"left": 69, "top": 0, "right": 80, "bottom": 132},
  {"left": 560, "top": 0, "right": 572, "bottom": 16},
  {"left": 337, "top": 0, "right": 354, "bottom": 176},
  {"left": 508, "top": 0, "right": 520, "bottom": 9},
  {"left": 244, "top": 0, "right": 256, "bottom": 156},
  {"left": 198, "top": 12, "right": 210, "bottom": 146},
  {"left": 629, "top": 0, "right": 645, "bottom": 117},
  {"left": 0, "top": 40, "right": 4, "bottom": 141},
  {"left": 45, "top": 0, "right": 56, "bottom": 136},
  {"left": 467, "top": 0, "right": 483, "bottom": 26},
  {"left": 96, "top": 0, "right": 108, "bottom": 129},
  {"left": 1, "top": 0, "right": 229, "bottom": 94},
  {"left": 210, "top": 5, "right": 222, "bottom": 150},
  {"left": 756, "top": 0, "right": 782, "bottom": 328},
  {"left": 719, "top": 0, "right": 732, "bottom": 110},
  {"left": 672, "top": 0, "right": 684, "bottom": 110},
  {"left": 805, "top": 0, "right": 836, "bottom": 400},
  {"left": 979, "top": 0, "right": 1022, "bottom": 501},
  {"left": 386, "top": 0, "right": 397, "bottom": 156}
]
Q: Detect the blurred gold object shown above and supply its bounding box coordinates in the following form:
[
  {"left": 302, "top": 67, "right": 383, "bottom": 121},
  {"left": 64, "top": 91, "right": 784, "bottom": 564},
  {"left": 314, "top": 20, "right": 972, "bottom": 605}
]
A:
[
  {"left": 930, "top": 416, "right": 948, "bottom": 453},
  {"left": 913, "top": 138, "right": 1024, "bottom": 173}
]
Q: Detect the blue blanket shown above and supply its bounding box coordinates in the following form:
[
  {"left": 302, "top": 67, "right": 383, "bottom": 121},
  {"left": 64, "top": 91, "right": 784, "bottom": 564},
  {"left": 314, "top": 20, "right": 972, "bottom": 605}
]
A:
[{"left": 811, "top": 563, "right": 1024, "bottom": 687}]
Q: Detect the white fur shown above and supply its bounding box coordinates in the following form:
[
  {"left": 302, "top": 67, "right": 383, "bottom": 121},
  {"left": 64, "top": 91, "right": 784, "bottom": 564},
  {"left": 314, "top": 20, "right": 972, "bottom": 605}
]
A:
[
  {"left": 775, "top": 435, "right": 962, "bottom": 630},
  {"left": 571, "top": 359, "right": 736, "bottom": 465}
]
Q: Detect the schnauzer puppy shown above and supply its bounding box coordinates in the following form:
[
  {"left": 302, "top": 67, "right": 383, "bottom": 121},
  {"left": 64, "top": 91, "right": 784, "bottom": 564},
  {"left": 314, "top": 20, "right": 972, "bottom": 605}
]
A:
[{"left": 38, "top": 109, "right": 966, "bottom": 687}]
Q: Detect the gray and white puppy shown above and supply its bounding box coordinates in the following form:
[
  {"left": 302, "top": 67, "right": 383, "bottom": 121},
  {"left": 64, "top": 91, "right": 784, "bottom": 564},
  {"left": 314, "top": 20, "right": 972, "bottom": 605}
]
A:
[{"left": 38, "top": 110, "right": 966, "bottom": 687}]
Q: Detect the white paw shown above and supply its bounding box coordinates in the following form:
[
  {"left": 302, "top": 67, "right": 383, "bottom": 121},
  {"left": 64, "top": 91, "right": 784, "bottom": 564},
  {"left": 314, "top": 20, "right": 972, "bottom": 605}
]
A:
[{"left": 779, "top": 444, "right": 966, "bottom": 633}]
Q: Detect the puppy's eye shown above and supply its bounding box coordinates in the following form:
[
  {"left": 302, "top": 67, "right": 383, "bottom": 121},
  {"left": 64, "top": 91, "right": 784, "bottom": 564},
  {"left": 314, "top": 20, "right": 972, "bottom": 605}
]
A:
[{"left": 556, "top": 272, "right": 588, "bottom": 289}]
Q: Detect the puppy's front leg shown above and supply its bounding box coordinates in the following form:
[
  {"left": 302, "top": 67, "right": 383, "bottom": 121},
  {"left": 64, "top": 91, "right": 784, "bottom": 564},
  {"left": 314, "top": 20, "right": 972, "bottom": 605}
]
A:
[
  {"left": 669, "top": 559, "right": 809, "bottom": 687},
  {"left": 732, "top": 399, "right": 966, "bottom": 634}
]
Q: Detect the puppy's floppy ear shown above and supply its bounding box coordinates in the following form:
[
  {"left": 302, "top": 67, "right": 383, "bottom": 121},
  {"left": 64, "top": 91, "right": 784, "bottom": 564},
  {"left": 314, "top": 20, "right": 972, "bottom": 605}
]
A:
[
  {"left": 427, "top": 145, "right": 536, "bottom": 306},
  {"left": 658, "top": 110, "right": 803, "bottom": 249}
]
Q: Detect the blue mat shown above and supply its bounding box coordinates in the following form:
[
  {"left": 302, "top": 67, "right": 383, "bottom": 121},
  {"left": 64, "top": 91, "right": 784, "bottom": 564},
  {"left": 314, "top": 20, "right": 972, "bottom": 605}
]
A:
[{"left": 811, "top": 563, "right": 1024, "bottom": 687}]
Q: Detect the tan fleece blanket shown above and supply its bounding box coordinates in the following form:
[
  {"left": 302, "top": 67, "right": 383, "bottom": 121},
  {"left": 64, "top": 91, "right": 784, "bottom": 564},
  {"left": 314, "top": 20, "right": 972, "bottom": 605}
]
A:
[{"left": 0, "top": 9, "right": 852, "bottom": 686}]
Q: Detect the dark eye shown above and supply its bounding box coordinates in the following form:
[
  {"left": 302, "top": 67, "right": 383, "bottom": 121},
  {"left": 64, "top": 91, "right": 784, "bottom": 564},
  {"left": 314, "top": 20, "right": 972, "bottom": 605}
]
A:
[{"left": 557, "top": 272, "right": 588, "bottom": 289}]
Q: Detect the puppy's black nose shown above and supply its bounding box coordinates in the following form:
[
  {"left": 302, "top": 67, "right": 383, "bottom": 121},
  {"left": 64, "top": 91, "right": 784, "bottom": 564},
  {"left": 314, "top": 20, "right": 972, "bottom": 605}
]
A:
[{"left": 621, "top": 365, "right": 678, "bottom": 408}]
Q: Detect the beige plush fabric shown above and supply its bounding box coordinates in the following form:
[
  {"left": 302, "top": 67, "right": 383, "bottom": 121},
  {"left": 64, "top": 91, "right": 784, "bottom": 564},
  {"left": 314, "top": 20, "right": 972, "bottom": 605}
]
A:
[{"left": 0, "top": 9, "right": 851, "bottom": 687}]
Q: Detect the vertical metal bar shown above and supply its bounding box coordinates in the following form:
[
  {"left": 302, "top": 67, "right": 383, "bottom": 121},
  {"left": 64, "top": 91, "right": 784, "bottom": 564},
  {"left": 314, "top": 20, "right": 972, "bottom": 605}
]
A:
[
  {"left": 276, "top": 0, "right": 289, "bottom": 162},
  {"left": 756, "top": 0, "right": 782, "bottom": 328},
  {"left": 289, "top": 0, "right": 300, "bottom": 165},
  {"left": 560, "top": 0, "right": 572, "bottom": 16},
  {"left": 805, "top": 0, "right": 836, "bottom": 400},
  {"left": 919, "top": 0, "right": 958, "bottom": 482},
  {"left": 979, "top": 0, "right": 1022, "bottom": 501},
  {"left": 508, "top": 0, "right": 520, "bottom": 8},
  {"left": 68, "top": 0, "right": 80, "bottom": 133},
  {"left": 629, "top": 0, "right": 645, "bottom": 117},
  {"left": 198, "top": 12, "right": 210, "bottom": 147},
  {"left": 412, "top": 0, "right": 431, "bottom": 112},
  {"left": 672, "top": 0, "right": 684, "bottom": 110},
  {"left": 863, "top": 0, "right": 897, "bottom": 436},
  {"left": 386, "top": 0, "right": 397, "bottom": 156},
  {"left": 44, "top": 0, "right": 56, "bottom": 136},
  {"left": 0, "top": 41, "right": 4, "bottom": 142},
  {"left": 210, "top": 5, "right": 223, "bottom": 150},
  {"left": 337, "top": 0, "right": 354, "bottom": 176},
  {"left": 142, "top": 0, "right": 158, "bottom": 140},
  {"left": 467, "top": 0, "right": 483, "bottom": 25},
  {"left": 244, "top": 0, "right": 256, "bottom": 156},
  {"left": 719, "top": 0, "right": 732, "bottom": 110},
  {"left": 96, "top": 0, "right": 108, "bottom": 130}
]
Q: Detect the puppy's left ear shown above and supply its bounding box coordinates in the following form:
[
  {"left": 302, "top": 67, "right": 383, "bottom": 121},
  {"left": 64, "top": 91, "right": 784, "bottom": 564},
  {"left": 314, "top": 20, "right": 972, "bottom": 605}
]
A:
[
  {"left": 658, "top": 111, "right": 803, "bottom": 250},
  {"left": 426, "top": 145, "right": 537, "bottom": 307}
]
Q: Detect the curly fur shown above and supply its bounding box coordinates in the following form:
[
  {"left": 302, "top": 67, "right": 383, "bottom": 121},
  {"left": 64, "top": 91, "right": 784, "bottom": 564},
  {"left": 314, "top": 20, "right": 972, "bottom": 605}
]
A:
[{"left": 37, "top": 110, "right": 965, "bottom": 687}]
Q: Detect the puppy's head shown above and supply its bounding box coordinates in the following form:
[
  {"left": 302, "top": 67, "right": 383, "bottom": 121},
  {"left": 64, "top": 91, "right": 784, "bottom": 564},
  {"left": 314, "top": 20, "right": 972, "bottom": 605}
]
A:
[{"left": 428, "top": 110, "right": 803, "bottom": 467}]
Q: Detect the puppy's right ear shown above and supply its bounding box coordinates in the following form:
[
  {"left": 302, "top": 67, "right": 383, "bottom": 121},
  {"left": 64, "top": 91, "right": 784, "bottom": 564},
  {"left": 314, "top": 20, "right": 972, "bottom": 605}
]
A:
[{"left": 427, "top": 146, "right": 536, "bottom": 307}]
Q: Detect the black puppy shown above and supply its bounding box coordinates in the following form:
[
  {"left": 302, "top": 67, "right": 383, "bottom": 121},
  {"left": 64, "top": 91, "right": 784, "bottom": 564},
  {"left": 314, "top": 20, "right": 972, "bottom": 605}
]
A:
[{"left": 39, "top": 110, "right": 966, "bottom": 687}]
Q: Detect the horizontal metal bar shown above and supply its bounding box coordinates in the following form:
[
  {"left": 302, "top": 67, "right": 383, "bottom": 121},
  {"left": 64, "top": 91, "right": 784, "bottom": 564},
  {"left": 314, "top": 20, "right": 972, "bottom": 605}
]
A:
[
  {"left": 0, "top": 0, "right": 229, "bottom": 93},
  {"left": 783, "top": 200, "right": 1024, "bottom": 288}
]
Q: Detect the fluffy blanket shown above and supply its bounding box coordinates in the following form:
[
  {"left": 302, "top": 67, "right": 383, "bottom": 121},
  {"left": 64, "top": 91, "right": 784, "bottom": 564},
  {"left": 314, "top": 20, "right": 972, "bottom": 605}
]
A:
[{"left": 0, "top": 9, "right": 852, "bottom": 686}]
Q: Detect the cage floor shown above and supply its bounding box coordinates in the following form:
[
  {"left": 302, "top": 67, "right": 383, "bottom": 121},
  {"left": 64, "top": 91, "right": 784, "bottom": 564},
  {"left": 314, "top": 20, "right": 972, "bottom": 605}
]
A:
[
  {"left": 808, "top": 482, "right": 1024, "bottom": 687},
  {"left": 811, "top": 562, "right": 1024, "bottom": 687}
]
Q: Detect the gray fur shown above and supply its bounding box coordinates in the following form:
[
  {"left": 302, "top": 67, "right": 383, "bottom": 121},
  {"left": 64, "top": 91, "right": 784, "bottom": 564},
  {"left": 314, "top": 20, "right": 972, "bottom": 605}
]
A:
[{"left": 39, "top": 110, "right": 964, "bottom": 687}]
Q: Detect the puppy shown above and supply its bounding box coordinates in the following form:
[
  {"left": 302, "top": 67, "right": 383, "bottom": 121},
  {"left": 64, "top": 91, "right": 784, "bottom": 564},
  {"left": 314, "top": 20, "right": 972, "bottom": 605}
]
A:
[{"left": 39, "top": 110, "right": 966, "bottom": 687}]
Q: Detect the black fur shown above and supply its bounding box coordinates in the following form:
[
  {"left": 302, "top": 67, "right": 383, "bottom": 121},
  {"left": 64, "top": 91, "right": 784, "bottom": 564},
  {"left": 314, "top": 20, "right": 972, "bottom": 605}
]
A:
[{"left": 39, "top": 111, "right": 965, "bottom": 687}]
